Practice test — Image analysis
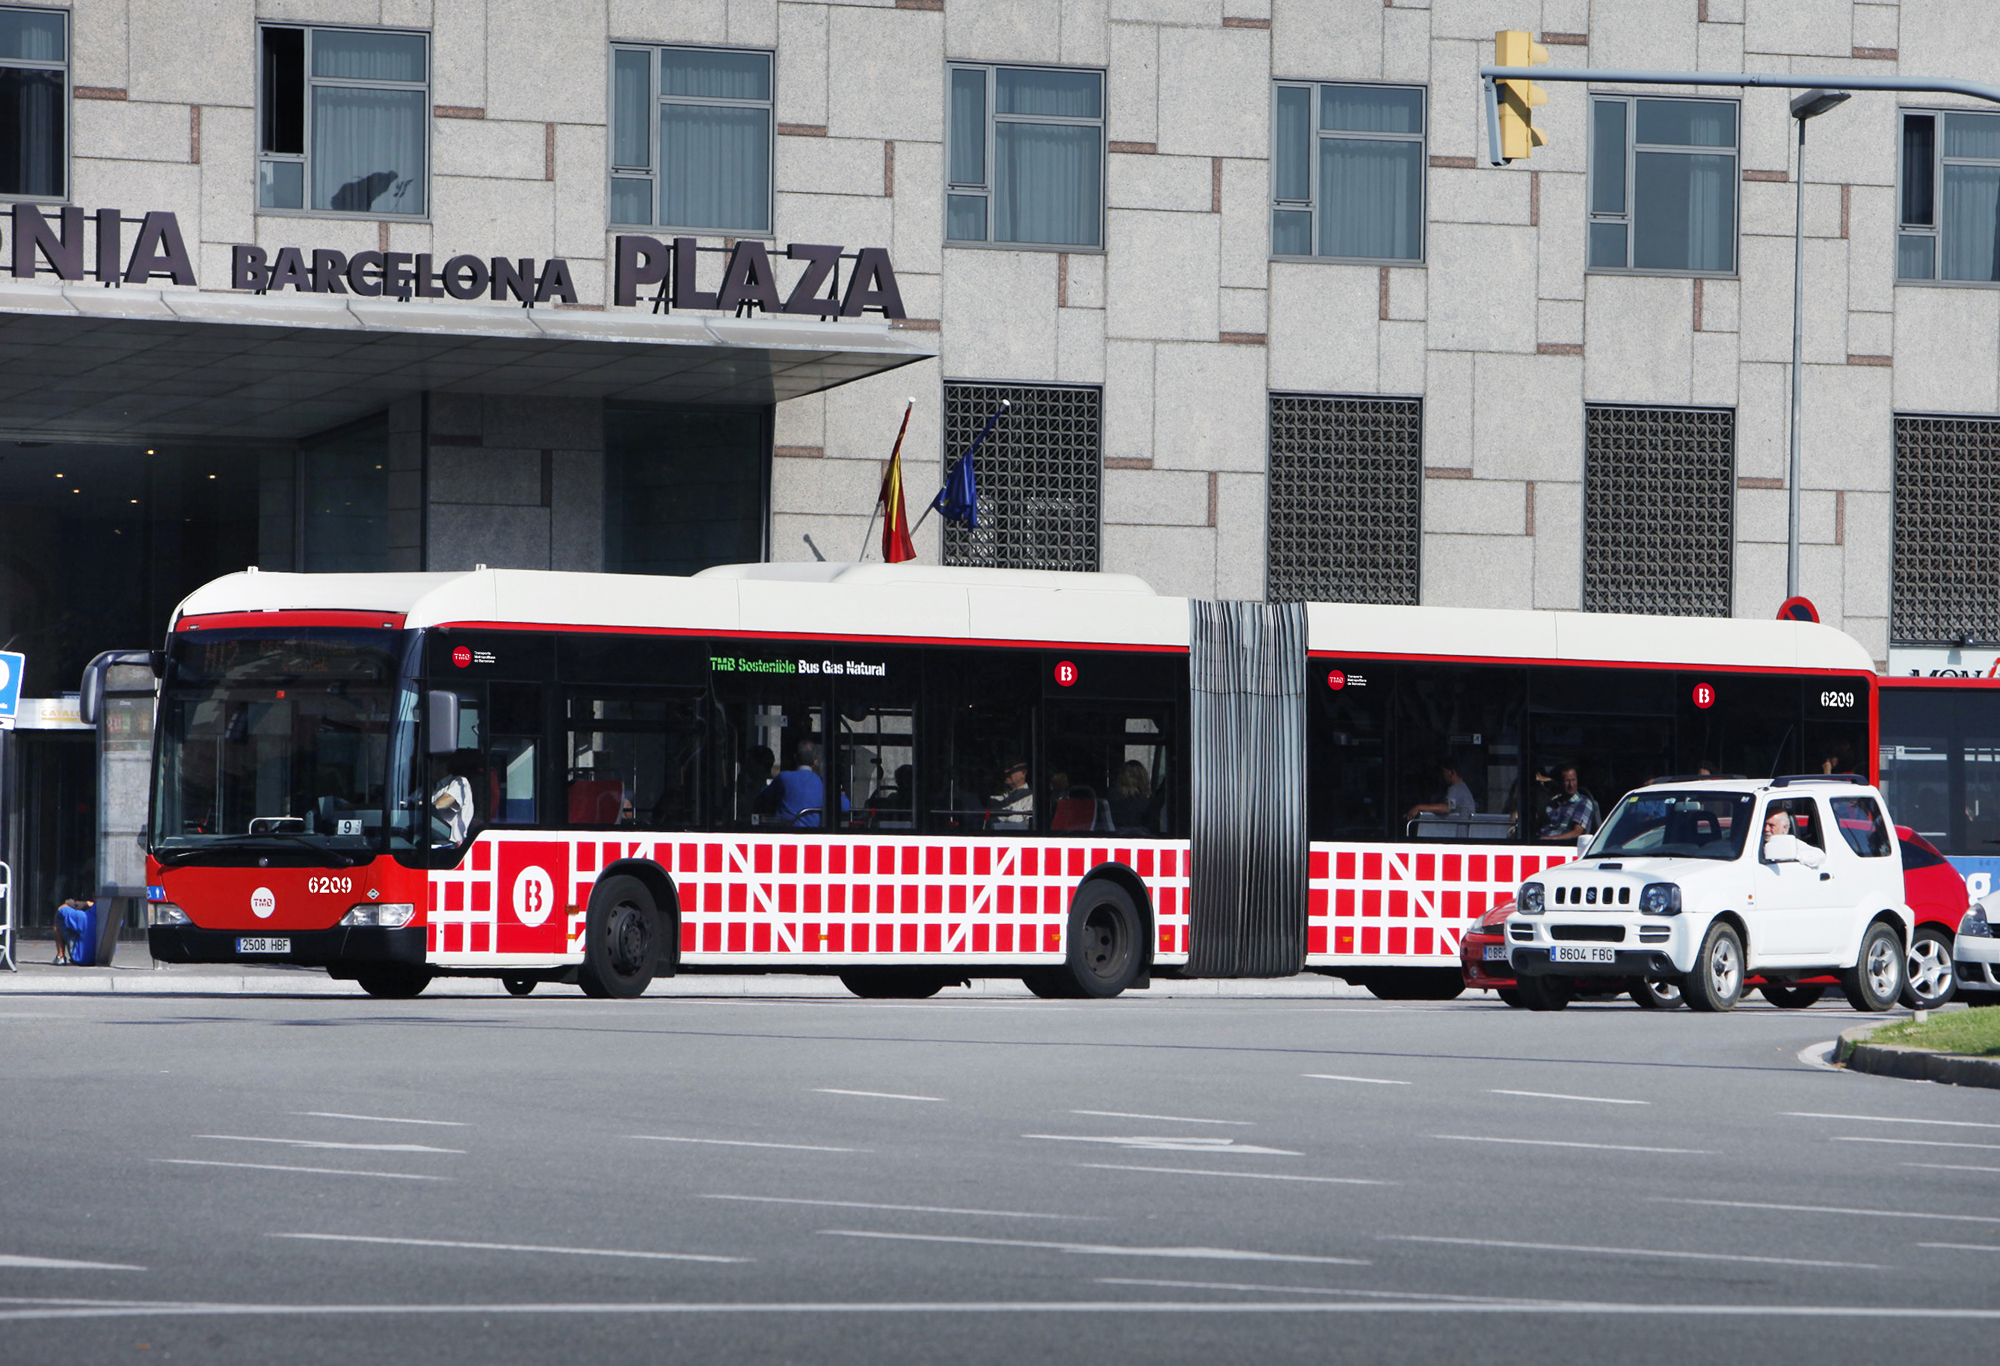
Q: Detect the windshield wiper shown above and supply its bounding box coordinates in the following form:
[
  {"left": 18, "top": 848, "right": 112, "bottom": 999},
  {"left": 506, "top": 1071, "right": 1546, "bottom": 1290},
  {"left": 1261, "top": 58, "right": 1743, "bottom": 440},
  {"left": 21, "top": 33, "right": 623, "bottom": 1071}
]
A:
[{"left": 155, "top": 833, "right": 364, "bottom": 869}]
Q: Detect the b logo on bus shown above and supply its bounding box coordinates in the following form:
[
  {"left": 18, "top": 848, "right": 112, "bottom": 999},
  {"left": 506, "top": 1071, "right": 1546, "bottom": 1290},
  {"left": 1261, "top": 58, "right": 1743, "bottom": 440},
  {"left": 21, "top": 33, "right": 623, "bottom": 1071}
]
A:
[
  {"left": 1054, "top": 661, "right": 1078, "bottom": 688},
  {"left": 511, "top": 866, "right": 555, "bottom": 928},
  {"left": 250, "top": 886, "right": 276, "bottom": 919},
  {"left": 1692, "top": 683, "right": 1715, "bottom": 710}
]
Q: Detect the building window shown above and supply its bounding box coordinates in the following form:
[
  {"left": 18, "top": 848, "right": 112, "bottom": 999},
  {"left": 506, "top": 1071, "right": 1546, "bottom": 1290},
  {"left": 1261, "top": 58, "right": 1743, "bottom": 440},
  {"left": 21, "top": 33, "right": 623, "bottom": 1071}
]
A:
[
  {"left": 1583, "top": 405, "right": 1734, "bottom": 616},
  {"left": 1893, "top": 414, "right": 2000, "bottom": 643},
  {"left": 1266, "top": 394, "right": 1421, "bottom": 604},
  {"left": 1897, "top": 110, "right": 2000, "bottom": 282},
  {"left": 605, "top": 404, "right": 770, "bottom": 576},
  {"left": 946, "top": 65, "right": 1104, "bottom": 249},
  {"left": 1271, "top": 83, "right": 1424, "bottom": 261},
  {"left": 0, "top": 5, "right": 65, "bottom": 199},
  {"left": 258, "top": 25, "right": 428, "bottom": 217},
  {"left": 608, "top": 45, "right": 772, "bottom": 234},
  {"left": 942, "top": 383, "right": 1100, "bottom": 571},
  {"left": 1588, "top": 97, "right": 1738, "bottom": 275}
]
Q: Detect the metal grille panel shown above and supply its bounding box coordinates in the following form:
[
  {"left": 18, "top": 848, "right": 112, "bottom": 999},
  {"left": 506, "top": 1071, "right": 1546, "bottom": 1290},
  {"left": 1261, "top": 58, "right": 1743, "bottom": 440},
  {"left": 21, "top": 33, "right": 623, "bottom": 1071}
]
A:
[
  {"left": 1266, "top": 394, "right": 1421, "bottom": 604},
  {"left": 1583, "top": 405, "right": 1734, "bottom": 616},
  {"left": 941, "top": 383, "right": 1101, "bottom": 571},
  {"left": 1894, "top": 414, "right": 2000, "bottom": 644}
]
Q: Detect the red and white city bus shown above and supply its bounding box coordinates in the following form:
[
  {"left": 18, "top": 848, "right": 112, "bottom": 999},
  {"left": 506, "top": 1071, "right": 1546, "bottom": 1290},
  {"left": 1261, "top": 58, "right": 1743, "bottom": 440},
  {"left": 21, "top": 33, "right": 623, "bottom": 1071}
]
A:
[{"left": 138, "top": 563, "right": 1877, "bottom": 999}]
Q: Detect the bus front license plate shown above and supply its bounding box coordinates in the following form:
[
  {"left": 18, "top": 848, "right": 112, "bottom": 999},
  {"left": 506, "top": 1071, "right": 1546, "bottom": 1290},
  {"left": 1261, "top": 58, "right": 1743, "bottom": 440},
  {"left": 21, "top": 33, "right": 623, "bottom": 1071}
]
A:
[
  {"left": 237, "top": 937, "right": 290, "bottom": 954},
  {"left": 1551, "top": 945, "right": 1616, "bottom": 964},
  {"left": 1483, "top": 945, "right": 1508, "bottom": 961}
]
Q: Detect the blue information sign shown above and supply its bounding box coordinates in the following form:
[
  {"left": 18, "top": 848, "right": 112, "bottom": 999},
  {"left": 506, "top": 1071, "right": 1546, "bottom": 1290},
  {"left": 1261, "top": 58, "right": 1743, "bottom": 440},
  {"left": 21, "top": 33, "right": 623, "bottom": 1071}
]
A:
[{"left": 0, "top": 650, "right": 23, "bottom": 721}]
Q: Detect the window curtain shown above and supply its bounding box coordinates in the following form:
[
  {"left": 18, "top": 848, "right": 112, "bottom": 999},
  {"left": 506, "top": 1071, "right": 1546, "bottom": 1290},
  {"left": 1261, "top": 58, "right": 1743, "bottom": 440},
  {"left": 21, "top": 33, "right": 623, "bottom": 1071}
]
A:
[
  {"left": 661, "top": 103, "right": 770, "bottom": 232},
  {"left": 0, "top": 9, "right": 65, "bottom": 61},
  {"left": 996, "top": 68, "right": 1099, "bottom": 119},
  {"left": 313, "top": 85, "right": 425, "bottom": 213},
  {"left": 949, "top": 68, "right": 986, "bottom": 185},
  {"left": 311, "top": 30, "right": 425, "bottom": 82},
  {"left": 1943, "top": 164, "right": 2000, "bottom": 282},
  {"left": 1319, "top": 138, "right": 1420, "bottom": 259},
  {"left": 1633, "top": 151, "right": 1734, "bottom": 272},
  {"left": 0, "top": 67, "right": 63, "bottom": 196},
  {"left": 1273, "top": 86, "right": 1310, "bottom": 201},
  {"left": 660, "top": 49, "right": 769, "bottom": 101},
  {"left": 611, "top": 50, "right": 651, "bottom": 168},
  {"left": 994, "top": 121, "right": 1100, "bottom": 246}
]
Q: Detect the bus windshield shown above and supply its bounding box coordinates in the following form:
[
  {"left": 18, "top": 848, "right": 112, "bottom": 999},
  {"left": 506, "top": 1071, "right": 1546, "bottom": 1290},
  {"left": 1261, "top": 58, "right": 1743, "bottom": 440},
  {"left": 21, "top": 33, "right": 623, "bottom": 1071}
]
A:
[
  {"left": 1582, "top": 790, "right": 1755, "bottom": 861},
  {"left": 150, "top": 629, "right": 418, "bottom": 864}
]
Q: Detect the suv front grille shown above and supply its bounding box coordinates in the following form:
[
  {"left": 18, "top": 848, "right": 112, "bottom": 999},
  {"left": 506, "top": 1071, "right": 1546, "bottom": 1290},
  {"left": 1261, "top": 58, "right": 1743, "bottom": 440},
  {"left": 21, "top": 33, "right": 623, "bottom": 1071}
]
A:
[{"left": 1553, "top": 884, "right": 1631, "bottom": 907}]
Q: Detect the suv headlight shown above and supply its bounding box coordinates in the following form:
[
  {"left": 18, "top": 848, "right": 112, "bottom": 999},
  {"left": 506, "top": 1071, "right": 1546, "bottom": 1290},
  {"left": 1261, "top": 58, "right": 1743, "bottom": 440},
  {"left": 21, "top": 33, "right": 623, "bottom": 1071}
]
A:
[
  {"left": 1518, "top": 883, "right": 1544, "bottom": 914},
  {"left": 1639, "top": 883, "right": 1682, "bottom": 916},
  {"left": 147, "top": 903, "right": 190, "bottom": 927},
  {"left": 1960, "top": 906, "right": 1993, "bottom": 939},
  {"left": 339, "top": 903, "right": 416, "bottom": 929}
]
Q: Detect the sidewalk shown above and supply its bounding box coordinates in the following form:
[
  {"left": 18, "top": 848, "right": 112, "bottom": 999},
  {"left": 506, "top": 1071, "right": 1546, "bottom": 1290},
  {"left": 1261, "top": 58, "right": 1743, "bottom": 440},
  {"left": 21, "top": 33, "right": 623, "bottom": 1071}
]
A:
[{"left": 0, "top": 938, "right": 1371, "bottom": 999}]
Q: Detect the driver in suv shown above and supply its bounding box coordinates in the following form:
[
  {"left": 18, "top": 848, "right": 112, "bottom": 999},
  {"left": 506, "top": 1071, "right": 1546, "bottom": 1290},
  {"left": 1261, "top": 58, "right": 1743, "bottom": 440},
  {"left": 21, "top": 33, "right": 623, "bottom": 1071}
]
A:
[{"left": 1505, "top": 776, "right": 1912, "bottom": 1013}]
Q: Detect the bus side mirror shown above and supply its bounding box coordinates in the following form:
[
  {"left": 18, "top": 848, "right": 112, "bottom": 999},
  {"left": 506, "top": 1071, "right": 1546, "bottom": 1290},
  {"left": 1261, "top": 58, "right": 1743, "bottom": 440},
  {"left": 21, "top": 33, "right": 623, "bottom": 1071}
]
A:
[
  {"left": 79, "top": 649, "right": 161, "bottom": 725},
  {"left": 425, "top": 690, "right": 460, "bottom": 755}
]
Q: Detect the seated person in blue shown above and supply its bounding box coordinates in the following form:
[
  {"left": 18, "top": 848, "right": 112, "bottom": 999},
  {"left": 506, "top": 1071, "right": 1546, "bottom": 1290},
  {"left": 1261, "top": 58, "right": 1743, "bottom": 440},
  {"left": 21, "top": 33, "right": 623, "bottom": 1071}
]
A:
[{"left": 755, "top": 740, "right": 849, "bottom": 828}]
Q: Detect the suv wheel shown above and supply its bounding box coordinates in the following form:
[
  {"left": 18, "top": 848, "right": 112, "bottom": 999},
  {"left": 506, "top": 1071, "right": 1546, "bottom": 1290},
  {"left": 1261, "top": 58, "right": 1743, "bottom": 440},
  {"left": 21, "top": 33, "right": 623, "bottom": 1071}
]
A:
[
  {"left": 1629, "top": 979, "right": 1683, "bottom": 1009},
  {"left": 1682, "top": 923, "right": 1744, "bottom": 1012},
  {"left": 1842, "top": 921, "right": 1905, "bottom": 1013},
  {"left": 1900, "top": 925, "right": 1957, "bottom": 1012},
  {"left": 1515, "top": 975, "right": 1571, "bottom": 1011}
]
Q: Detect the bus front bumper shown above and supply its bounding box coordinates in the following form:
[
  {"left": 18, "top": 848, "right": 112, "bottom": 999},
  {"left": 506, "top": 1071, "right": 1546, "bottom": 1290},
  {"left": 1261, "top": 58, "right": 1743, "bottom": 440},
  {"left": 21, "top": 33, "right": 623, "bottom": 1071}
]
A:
[{"left": 148, "top": 925, "right": 428, "bottom": 970}]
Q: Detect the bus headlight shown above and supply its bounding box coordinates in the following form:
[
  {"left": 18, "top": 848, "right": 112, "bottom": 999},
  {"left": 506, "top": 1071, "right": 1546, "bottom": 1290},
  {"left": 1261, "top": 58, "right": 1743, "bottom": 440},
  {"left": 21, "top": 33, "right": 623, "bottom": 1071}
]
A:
[
  {"left": 340, "top": 903, "right": 416, "bottom": 928},
  {"left": 1517, "top": 883, "right": 1544, "bottom": 914},
  {"left": 1960, "top": 906, "right": 1993, "bottom": 938},
  {"left": 1640, "top": 883, "right": 1682, "bottom": 916},
  {"left": 148, "top": 903, "right": 190, "bottom": 927}
]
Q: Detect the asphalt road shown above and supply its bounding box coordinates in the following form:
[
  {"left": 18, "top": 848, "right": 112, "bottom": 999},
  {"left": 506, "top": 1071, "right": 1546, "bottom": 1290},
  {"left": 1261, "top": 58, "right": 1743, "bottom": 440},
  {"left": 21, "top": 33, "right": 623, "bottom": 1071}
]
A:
[{"left": 3, "top": 982, "right": 1997, "bottom": 1365}]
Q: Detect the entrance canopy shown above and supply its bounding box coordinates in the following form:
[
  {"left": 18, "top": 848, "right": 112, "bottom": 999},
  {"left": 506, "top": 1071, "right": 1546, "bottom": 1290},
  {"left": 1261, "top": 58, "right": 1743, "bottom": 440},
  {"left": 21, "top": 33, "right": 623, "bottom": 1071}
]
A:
[{"left": 0, "top": 283, "right": 936, "bottom": 442}]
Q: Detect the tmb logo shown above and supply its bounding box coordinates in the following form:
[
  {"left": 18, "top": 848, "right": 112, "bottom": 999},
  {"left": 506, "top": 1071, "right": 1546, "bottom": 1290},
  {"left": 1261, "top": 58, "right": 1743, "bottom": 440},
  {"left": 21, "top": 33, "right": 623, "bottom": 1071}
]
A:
[
  {"left": 250, "top": 886, "right": 276, "bottom": 919},
  {"left": 452, "top": 646, "right": 472, "bottom": 668}
]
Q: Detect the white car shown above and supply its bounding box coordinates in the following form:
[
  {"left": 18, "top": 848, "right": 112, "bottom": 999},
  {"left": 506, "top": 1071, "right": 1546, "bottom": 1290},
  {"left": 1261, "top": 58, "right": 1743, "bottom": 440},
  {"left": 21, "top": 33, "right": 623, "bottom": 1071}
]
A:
[
  {"left": 1955, "top": 893, "right": 2000, "bottom": 1002},
  {"left": 1507, "top": 777, "right": 1913, "bottom": 1013}
]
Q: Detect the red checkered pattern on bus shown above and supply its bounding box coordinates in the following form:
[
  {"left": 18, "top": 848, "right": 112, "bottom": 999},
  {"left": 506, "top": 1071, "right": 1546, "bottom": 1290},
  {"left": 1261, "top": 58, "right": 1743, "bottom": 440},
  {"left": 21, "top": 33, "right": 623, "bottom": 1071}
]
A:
[
  {"left": 1305, "top": 843, "right": 1571, "bottom": 964},
  {"left": 425, "top": 832, "right": 1192, "bottom": 968}
]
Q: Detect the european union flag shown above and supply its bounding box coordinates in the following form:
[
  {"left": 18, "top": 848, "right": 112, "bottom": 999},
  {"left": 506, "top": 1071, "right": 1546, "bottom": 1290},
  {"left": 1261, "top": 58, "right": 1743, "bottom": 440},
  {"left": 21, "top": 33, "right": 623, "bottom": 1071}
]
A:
[{"left": 936, "top": 451, "right": 978, "bottom": 528}]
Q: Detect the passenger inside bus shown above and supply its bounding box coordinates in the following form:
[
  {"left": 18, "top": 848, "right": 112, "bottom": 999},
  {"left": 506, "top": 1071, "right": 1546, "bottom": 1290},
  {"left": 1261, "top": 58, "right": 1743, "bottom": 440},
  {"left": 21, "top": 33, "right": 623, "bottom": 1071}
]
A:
[
  {"left": 1537, "top": 763, "right": 1600, "bottom": 841},
  {"left": 1404, "top": 758, "right": 1476, "bottom": 822},
  {"left": 755, "top": 741, "right": 847, "bottom": 828},
  {"left": 990, "top": 759, "right": 1034, "bottom": 828}
]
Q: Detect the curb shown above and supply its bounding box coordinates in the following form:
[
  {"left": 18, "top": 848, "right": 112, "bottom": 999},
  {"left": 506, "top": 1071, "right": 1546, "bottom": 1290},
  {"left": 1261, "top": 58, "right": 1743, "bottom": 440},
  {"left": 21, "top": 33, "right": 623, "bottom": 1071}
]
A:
[{"left": 1838, "top": 1023, "right": 2000, "bottom": 1090}]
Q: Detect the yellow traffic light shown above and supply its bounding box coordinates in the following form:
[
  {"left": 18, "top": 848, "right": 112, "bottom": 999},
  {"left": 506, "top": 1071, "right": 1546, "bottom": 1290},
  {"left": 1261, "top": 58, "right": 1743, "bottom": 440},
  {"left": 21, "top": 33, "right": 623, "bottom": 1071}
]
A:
[{"left": 1495, "top": 30, "right": 1549, "bottom": 162}]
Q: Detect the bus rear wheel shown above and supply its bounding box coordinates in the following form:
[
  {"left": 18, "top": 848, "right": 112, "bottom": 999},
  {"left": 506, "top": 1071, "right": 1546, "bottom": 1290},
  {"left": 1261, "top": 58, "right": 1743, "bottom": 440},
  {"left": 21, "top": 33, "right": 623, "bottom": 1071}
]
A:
[
  {"left": 579, "top": 875, "right": 659, "bottom": 999},
  {"left": 355, "top": 965, "right": 432, "bottom": 999},
  {"left": 839, "top": 969, "right": 957, "bottom": 999},
  {"left": 1362, "top": 969, "right": 1465, "bottom": 1001},
  {"left": 1060, "top": 881, "right": 1146, "bottom": 999},
  {"left": 501, "top": 976, "right": 537, "bottom": 997}
]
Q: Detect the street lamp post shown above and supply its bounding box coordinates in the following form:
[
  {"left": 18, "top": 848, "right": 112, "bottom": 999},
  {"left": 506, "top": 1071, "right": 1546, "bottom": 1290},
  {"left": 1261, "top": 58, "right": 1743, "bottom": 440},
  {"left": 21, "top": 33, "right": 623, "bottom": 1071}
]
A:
[{"left": 1786, "top": 88, "right": 1851, "bottom": 601}]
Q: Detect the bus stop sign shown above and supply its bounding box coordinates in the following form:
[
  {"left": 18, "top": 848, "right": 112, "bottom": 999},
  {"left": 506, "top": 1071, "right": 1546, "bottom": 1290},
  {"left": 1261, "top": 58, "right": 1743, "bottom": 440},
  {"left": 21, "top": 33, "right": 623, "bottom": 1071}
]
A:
[{"left": 0, "top": 650, "right": 23, "bottom": 725}]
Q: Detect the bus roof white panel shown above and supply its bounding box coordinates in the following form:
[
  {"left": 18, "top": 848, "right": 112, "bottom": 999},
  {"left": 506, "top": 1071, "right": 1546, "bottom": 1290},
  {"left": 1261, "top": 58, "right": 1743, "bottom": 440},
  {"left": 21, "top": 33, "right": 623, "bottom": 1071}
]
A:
[
  {"left": 730, "top": 578, "right": 973, "bottom": 640},
  {"left": 468, "top": 571, "right": 740, "bottom": 633},
  {"left": 173, "top": 570, "right": 467, "bottom": 623},
  {"left": 967, "top": 588, "right": 1188, "bottom": 649},
  {"left": 1304, "top": 601, "right": 1559, "bottom": 661}
]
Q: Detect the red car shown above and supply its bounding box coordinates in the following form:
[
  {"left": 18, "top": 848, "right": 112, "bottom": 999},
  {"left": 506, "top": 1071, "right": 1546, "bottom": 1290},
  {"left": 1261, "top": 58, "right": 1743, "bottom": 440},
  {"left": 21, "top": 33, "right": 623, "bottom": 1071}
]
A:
[{"left": 1461, "top": 826, "right": 1970, "bottom": 1010}]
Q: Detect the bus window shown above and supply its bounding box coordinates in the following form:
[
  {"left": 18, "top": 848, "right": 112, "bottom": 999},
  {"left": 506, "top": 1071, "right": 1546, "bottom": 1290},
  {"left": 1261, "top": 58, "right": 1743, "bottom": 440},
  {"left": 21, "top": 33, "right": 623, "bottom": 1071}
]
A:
[
  {"left": 710, "top": 657, "right": 830, "bottom": 830},
  {"left": 831, "top": 650, "right": 919, "bottom": 832},
  {"left": 1045, "top": 706, "right": 1174, "bottom": 837},
  {"left": 565, "top": 692, "right": 703, "bottom": 829},
  {"left": 1525, "top": 712, "right": 1669, "bottom": 841},
  {"left": 1675, "top": 672, "right": 1799, "bottom": 781},
  {"left": 485, "top": 683, "right": 543, "bottom": 825},
  {"left": 1967, "top": 729, "right": 2000, "bottom": 855},
  {"left": 1395, "top": 665, "right": 1524, "bottom": 843},
  {"left": 927, "top": 648, "right": 1038, "bottom": 836},
  {"left": 1307, "top": 662, "right": 1388, "bottom": 841}
]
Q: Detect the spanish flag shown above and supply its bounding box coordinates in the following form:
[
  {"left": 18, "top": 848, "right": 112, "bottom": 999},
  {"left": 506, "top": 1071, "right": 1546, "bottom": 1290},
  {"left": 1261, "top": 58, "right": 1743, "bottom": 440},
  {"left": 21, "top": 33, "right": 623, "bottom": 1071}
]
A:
[{"left": 878, "top": 399, "right": 916, "bottom": 563}]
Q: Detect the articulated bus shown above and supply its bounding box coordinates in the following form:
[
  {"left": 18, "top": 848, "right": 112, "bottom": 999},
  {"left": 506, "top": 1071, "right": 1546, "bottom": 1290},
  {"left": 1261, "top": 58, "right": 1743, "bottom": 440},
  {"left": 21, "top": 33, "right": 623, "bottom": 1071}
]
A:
[{"left": 138, "top": 563, "right": 1877, "bottom": 999}]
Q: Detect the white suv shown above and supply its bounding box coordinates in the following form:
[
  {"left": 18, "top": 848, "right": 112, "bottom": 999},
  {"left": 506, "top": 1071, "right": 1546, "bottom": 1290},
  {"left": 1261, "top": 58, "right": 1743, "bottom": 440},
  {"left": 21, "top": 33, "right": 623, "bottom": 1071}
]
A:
[{"left": 1508, "top": 777, "right": 1912, "bottom": 1012}]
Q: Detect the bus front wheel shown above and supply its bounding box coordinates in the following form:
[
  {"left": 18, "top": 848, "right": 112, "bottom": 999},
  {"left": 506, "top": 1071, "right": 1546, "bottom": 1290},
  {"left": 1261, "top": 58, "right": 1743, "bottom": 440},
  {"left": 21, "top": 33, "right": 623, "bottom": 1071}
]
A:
[
  {"left": 579, "top": 875, "right": 660, "bottom": 999},
  {"left": 355, "top": 965, "right": 432, "bottom": 999},
  {"left": 1051, "top": 881, "right": 1145, "bottom": 1000}
]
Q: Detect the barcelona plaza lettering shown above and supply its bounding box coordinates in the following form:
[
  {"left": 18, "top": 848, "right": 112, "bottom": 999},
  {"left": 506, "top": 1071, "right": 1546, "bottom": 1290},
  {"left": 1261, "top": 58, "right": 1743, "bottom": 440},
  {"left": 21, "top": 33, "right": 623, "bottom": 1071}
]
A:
[{"left": 4, "top": 203, "right": 904, "bottom": 318}]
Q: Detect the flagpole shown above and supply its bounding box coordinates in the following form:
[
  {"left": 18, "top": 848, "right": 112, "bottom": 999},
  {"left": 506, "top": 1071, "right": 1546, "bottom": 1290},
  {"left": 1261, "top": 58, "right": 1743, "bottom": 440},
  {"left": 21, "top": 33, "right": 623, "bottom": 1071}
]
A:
[
  {"left": 910, "top": 399, "right": 1009, "bottom": 539},
  {"left": 857, "top": 398, "right": 914, "bottom": 560}
]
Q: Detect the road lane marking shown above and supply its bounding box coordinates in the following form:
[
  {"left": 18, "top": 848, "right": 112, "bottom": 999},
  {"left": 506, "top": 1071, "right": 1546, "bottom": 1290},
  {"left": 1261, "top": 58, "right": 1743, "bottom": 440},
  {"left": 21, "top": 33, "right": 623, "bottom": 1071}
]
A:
[
  {"left": 1078, "top": 1164, "right": 1392, "bottom": 1186},
  {"left": 198, "top": 1135, "right": 462, "bottom": 1155},
  {"left": 0, "top": 1255, "right": 145, "bottom": 1272},
  {"left": 1903, "top": 1162, "right": 2000, "bottom": 1175},
  {"left": 1302, "top": 1074, "right": 1410, "bottom": 1086},
  {"left": 1918, "top": 1242, "right": 2000, "bottom": 1253},
  {"left": 269, "top": 1233, "right": 746, "bottom": 1264},
  {"left": 704, "top": 1195, "right": 1095, "bottom": 1220},
  {"left": 818, "top": 1230, "right": 1370, "bottom": 1266},
  {"left": 1070, "top": 1110, "right": 1254, "bottom": 1126},
  {"left": 629, "top": 1136, "right": 863, "bottom": 1153},
  {"left": 293, "top": 1112, "right": 466, "bottom": 1127},
  {"left": 10, "top": 1298, "right": 2000, "bottom": 1322},
  {"left": 1093, "top": 1277, "right": 1542, "bottom": 1304},
  {"left": 1489, "top": 1090, "right": 1648, "bottom": 1106},
  {"left": 1785, "top": 1112, "right": 2000, "bottom": 1131},
  {"left": 814, "top": 1089, "right": 944, "bottom": 1103},
  {"left": 1656, "top": 1197, "right": 2000, "bottom": 1225},
  {"left": 1832, "top": 1136, "right": 2000, "bottom": 1152},
  {"left": 1377, "top": 1235, "right": 1883, "bottom": 1271},
  {"left": 151, "top": 1159, "right": 445, "bottom": 1182},
  {"left": 1432, "top": 1135, "right": 1710, "bottom": 1155},
  {"left": 1024, "top": 1135, "right": 1303, "bottom": 1156}
]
